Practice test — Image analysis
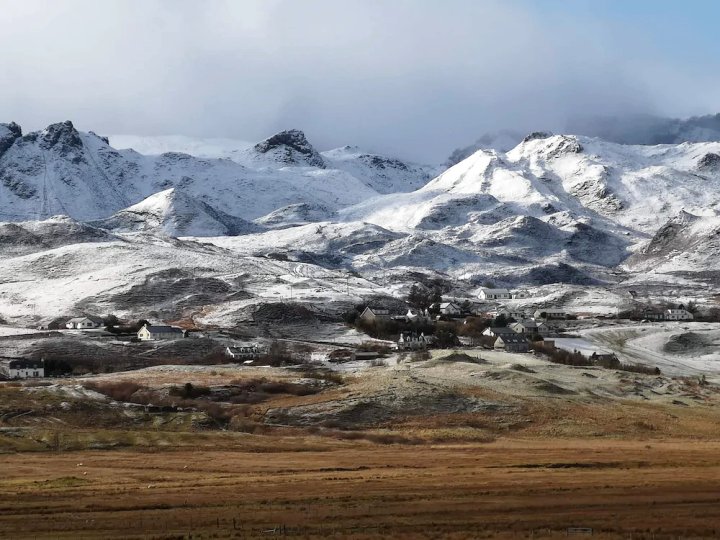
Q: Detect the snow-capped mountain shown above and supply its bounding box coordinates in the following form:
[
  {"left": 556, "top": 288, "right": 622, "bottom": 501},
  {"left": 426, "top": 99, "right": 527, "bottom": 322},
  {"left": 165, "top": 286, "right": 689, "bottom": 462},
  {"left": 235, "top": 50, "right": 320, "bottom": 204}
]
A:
[
  {"left": 92, "top": 188, "right": 260, "bottom": 237},
  {"left": 4, "top": 121, "right": 720, "bottom": 322},
  {"left": 110, "top": 131, "right": 437, "bottom": 194},
  {"left": 0, "top": 122, "right": 391, "bottom": 223}
]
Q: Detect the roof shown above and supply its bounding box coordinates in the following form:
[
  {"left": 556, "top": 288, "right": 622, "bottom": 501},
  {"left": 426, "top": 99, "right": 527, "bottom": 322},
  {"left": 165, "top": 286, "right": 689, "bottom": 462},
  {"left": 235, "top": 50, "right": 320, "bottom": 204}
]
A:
[
  {"left": 363, "top": 307, "right": 390, "bottom": 315},
  {"left": 143, "top": 325, "right": 184, "bottom": 334},
  {"left": 439, "top": 302, "right": 459, "bottom": 308},
  {"left": 513, "top": 320, "right": 538, "bottom": 328},
  {"left": 481, "top": 288, "right": 510, "bottom": 294},
  {"left": 68, "top": 316, "right": 103, "bottom": 324},
  {"left": 489, "top": 326, "right": 516, "bottom": 334},
  {"left": 227, "top": 344, "right": 259, "bottom": 351},
  {"left": 0, "top": 359, "right": 44, "bottom": 369},
  {"left": 496, "top": 334, "right": 528, "bottom": 344}
]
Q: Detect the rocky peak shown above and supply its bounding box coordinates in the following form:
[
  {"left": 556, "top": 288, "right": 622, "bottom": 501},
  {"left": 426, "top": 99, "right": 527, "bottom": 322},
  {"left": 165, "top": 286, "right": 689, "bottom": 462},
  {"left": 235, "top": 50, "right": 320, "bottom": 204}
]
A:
[
  {"left": 38, "top": 120, "right": 84, "bottom": 152},
  {"left": 0, "top": 122, "right": 22, "bottom": 157},
  {"left": 254, "top": 129, "right": 325, "bottom": 168},
  {"left": 697, "top": 152, "right": 720, "bottom": 171},
  {"left": 522, "top": 131, "right": 553, "bottom": 143}
]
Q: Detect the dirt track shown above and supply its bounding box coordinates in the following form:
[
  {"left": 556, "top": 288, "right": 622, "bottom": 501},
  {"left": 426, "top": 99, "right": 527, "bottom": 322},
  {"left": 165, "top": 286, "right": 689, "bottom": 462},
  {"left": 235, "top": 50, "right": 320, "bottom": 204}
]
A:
[{"left": 1, "top": 438, "right": 720, "bottom": 539}]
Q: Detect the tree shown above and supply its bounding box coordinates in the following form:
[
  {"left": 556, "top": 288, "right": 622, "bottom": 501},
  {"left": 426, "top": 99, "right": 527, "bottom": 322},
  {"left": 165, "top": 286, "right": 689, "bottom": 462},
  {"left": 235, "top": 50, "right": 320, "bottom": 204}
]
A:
[
  {"left": 434, "top": 327, "right": 458, "bottom": 348},
  {"left": 103, "top": 314, "right": 120, "bottom": 328},
  {"left": 407, "top": 284, "right": 427, "bottom": 309},
  {"left": 492, "top": 313, "right": 508, "bottom": 327}
]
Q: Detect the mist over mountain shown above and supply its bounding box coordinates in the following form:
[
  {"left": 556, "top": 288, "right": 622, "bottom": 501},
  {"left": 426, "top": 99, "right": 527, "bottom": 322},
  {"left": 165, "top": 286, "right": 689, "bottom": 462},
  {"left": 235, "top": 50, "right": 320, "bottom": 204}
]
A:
[{"left": 446, "top": 113, "right": 720, "bottom": 166}]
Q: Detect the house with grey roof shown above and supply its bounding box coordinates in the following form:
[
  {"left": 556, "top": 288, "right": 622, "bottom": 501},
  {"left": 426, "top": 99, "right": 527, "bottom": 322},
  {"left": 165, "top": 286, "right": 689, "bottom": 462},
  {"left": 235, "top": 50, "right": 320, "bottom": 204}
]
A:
[{"left": 137, "top": 324, "right": 186, "bottom": 341}]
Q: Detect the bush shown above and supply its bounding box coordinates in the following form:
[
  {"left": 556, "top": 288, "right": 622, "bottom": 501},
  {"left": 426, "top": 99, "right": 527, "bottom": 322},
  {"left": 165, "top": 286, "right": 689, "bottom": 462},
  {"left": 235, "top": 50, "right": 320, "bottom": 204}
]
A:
[{"left": 168, "top": 382, "right": 211, "bottom": 399}]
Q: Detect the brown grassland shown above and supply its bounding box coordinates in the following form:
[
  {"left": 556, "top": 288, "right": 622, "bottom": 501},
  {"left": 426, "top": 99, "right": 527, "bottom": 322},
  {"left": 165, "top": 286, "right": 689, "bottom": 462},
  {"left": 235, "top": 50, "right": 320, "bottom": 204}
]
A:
[
  {"left": 1, "top": 438, "right": 720, "bottom": 539},
  {"left": 1, "top": 358, "right": 720, "bottom": 539}
]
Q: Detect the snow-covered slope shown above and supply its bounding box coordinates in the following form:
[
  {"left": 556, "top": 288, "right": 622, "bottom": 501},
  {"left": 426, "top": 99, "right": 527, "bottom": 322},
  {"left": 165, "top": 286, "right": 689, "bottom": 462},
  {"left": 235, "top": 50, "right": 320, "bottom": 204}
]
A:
[
  {"left": 112, "top": 133, "right": 437, "bottom": 195},
  {"left": 109, "top": 134, "right": 254, "bottom": 160},
  {"left": 92, "top": 188, "right": 260, "bottom": 237},
  {"left": 321, "top": 146, "right": 437, "bottom": 194},
  {"left": 624, "top": 211, "right": 720, "bottom": 274}
]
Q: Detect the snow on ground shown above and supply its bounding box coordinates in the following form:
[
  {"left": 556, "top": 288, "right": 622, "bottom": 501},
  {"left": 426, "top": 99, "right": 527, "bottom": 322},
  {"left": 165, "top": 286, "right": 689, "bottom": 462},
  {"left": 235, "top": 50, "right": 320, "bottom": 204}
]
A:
[
  {"left": 579, "top": 322, "right": 720, "bottom": 375},
  {"left": 0, "top": 325, "right": 42, "bottom": 336},
  {"left": 554, "top": 337, "right": 613, "bottom": 356}
]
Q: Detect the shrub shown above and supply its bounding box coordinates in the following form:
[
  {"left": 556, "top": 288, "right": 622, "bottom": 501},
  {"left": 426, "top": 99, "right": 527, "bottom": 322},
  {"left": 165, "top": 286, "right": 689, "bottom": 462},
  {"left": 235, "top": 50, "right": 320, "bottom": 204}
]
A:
[{"left": 168, "top": 382, "right": 211, "bottom": 399}]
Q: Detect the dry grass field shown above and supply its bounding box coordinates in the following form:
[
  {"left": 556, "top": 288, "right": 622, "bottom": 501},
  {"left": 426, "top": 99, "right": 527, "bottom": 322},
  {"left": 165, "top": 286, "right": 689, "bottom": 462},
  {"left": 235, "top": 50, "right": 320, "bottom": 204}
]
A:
[
  {"left": 2, "top": 354, "right": 720, "bottom": 539},
  {"left": 1, "top": 438, "right": 720, "bottom": 539}
]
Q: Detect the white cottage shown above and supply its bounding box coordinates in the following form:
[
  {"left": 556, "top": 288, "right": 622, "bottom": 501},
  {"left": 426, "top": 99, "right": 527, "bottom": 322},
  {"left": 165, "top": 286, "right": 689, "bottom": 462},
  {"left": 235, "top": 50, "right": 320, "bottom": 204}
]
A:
[
  {"left": 438, "top": 302, "right": 461, "bottom": 317},
  {"left": 396, "top": 331, "right": 428, "bottom": 351},
  {"left": 479, "top": 288, "right": 511, "bottom": 301},
  {"left": 0, "top": 359, "right": 44, "bottom": 379},
  {"left": 226, "top": 343, "right": 261, "bottom": 360},
  {"left": 533, "top": 308, "right": 568, "bottom": 320},
  {"left": 65, "top": 316, "right": 103, "bottom": 330},
  {"left": 665, "top": 308, "right": 693, "bottom": 321},
  {"left": 358, "top": 307, "right": 392, "bottom": 324},
  {"left": 137, "top": 324, "right": 186, "bottom": 341}
]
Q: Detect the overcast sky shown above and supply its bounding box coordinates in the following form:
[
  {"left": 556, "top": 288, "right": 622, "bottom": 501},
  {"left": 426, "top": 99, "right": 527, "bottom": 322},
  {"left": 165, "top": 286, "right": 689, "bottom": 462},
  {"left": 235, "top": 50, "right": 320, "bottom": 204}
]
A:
[{"left": 2, "top": 0, "right": 720, "bottom": 162}]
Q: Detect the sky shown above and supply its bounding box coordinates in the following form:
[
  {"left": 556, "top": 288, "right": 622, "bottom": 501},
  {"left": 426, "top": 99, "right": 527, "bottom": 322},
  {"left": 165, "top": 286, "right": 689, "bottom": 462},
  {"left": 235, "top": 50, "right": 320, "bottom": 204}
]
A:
[{"left": 2, "top": 0, "right": 720, "bottom": 162}]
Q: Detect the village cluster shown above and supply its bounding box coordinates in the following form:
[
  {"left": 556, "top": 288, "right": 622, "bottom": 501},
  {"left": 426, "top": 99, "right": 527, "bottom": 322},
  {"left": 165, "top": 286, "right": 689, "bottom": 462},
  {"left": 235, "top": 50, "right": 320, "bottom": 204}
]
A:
[{"left": 0, "top": 287, "right": 695, "bottom": 380}]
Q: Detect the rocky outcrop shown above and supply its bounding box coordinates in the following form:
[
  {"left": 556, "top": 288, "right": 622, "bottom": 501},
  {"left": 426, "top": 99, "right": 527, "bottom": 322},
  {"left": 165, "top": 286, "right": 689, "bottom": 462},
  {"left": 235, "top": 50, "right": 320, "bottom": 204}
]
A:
[
  {"left": 0, "top": 122, "right": 22, "bottom": 157},
  {"left": 697, "top": 152, "right": 720, "bottom": 171},
  {"left": 253, "top": 129, "right": 325, "bottom": 168}
]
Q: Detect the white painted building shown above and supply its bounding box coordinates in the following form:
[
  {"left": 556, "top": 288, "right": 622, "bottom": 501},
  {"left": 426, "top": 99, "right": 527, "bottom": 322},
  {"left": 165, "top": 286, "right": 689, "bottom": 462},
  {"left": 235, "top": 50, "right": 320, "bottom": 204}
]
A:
[
  {"left": 479, "top": 288, "right": 511, "bottom": 300},
  {"left": 358, "top": 307, "right": 391, "bottom": 324},
  {"left": 137, "top": 324, "right": 186, "bottom": 341},
  {"left": 533, "top": 308, "right": 568, "bottom": 320},
  {"left": 65, "top": 317, "right": 103, "bottom": 330},
  {"left": 396, "top": 331, "right": 428, "bottom": 350},
  {"left": 665, "top": 308, "right": 693, "bottom": 321},
  {"left": 226, "top": 343, "right": 261, "bottom": 360},
  {"left": 0, "top": 359, "right": 44, "bottom": 379},
  {"left": 438, "top": 302, "right": 461, "bottom": 316}
]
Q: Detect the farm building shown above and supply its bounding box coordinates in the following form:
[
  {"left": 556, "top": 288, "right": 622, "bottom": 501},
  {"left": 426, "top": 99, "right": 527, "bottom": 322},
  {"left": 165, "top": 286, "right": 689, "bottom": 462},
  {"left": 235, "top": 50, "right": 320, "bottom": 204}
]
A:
[{"left": 137, "top": 324, "right": 186, "bottom": 341}]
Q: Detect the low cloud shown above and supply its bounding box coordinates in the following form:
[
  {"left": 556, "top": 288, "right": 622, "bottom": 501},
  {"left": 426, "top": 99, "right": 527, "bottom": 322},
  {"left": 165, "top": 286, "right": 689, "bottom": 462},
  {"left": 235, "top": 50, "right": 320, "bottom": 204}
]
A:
[{"left": 1, "top": 0, "right": 719, "bottom": 161}]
